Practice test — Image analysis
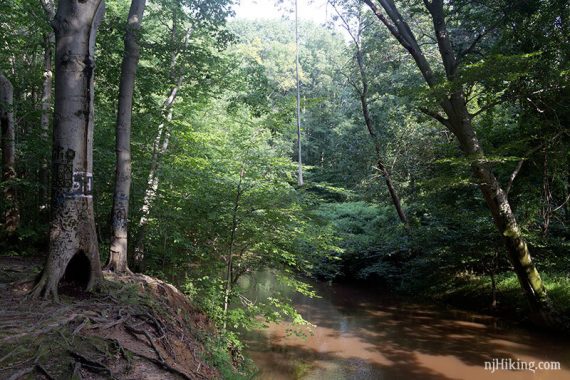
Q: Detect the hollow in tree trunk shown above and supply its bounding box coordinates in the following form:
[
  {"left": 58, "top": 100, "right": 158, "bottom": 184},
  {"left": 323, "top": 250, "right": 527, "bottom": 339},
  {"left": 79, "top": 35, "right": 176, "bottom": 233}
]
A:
[{"left": 30, "top": 0, "right": 105, "bottom": 301}]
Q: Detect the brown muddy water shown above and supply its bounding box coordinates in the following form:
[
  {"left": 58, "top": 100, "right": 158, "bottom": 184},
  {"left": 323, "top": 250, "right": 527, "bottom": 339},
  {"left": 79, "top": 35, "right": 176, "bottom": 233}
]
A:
[{"left": 241, "top": 274, "right": 570, "bottom": 380}]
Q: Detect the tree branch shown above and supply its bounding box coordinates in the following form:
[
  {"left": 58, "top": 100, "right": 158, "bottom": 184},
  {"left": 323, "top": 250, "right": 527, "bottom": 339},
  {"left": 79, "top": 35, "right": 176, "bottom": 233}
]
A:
[
  {"left": 39, "top": 0, "right": 55, "bottom": 20},
  {"left": 420, "top": 107, "right": 450, "bottom": 128},
  {"left": 506, "top": 132, "right": 563, "bottom": 194},
  {"left": 362, "top": 0, "right": 411, "bottom": 50},
  {"left": 469, "top": 96, "right": 506, "bottom": 119}
]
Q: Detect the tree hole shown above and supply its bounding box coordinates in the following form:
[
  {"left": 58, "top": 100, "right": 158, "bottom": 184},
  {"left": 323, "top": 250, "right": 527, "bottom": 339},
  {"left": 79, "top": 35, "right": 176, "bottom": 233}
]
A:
[{"left": 59, "top": 251, "right": 91, "bottom": 296}]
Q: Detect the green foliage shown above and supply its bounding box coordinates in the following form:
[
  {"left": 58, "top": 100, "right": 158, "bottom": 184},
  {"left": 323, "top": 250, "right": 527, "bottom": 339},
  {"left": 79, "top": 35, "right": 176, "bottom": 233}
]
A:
[{"left": 2, "top": 0, "right": 570, "bottom": 368}]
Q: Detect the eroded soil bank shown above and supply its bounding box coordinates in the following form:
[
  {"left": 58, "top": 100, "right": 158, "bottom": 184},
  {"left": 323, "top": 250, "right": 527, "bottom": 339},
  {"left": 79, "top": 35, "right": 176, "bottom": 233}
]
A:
[{"left": 0, "top": 256, "right": 222, "bottom": 380}]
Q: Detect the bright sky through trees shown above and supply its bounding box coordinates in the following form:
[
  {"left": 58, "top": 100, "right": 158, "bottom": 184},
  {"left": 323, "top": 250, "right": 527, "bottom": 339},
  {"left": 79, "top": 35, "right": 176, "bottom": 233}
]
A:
[{"left": 233, "top": 0, "right": 331, "bottom": 24}]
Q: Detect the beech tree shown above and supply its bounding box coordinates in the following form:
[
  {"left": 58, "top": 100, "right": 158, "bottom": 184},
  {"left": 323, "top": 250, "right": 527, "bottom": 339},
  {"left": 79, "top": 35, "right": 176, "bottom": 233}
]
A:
[
  {"left": 31, "top": 0, "right": 105, "bottom": 300},
  {"left": 132, "top": 16, "right": 185, "bottom": 271},
  {"left": 39, "top": 0, "right": 55, "bottom": 211},
  {"left": 362, "top": 0, "right": 555, "bottom": 322},
  {"left": 106, "top": 0, "right": 147, "bottom": 274},
  {"left": 0, "top": 74, "right": 19, "bottom": 233},
  {"left": 131, "top": 0, "right": 233, "bottom": 270}
]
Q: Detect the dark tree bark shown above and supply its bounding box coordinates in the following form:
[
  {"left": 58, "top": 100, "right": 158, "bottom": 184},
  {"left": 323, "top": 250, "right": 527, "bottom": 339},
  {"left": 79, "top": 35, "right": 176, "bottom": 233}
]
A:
[
  {"left": 0, "top": 74, "right": 19, "bottom": 233},
  {"left": 356, "top": 45, "right": 408, "bottom": 226},
  {"left": 363, "top": 0, "right": 555, "bottom": 323},
  {"left": 332, "top": 3, "right": 408, "bottom": 225},
  {"left": 106, "top": 0, "right": 146, "bottom": 274},
  {"left": 30, "top": 0, "right": 105, "bottom": 301}
]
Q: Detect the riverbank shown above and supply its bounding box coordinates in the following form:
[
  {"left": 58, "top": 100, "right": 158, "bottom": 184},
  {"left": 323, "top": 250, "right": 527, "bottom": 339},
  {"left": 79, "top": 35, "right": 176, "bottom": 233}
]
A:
[
  {"left": 244, "top": 277, "right": 570, "bottom": 380},
  {"left": 330, "top": 264, "right": 570, "bottom": 333},
  {"left": 409, "top": 272, "right": 570, "bottom": 332},
  {"left": 0, "top": 256, "right": 244, "bottom": 379}
]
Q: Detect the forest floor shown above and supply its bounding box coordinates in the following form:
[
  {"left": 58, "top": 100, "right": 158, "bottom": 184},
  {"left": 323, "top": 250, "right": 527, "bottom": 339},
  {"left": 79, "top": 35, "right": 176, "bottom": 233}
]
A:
[{"left": 0, "top": 256, "right": 224, "bottom": 380}]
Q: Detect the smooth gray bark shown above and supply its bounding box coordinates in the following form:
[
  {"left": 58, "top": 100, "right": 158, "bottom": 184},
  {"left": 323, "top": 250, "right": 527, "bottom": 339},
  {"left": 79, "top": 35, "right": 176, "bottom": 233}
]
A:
[
  {"left": 132, "top": 93, "right": 175, "bottom": 271},
  {"left": 39, "top": 0, "right": 55, "bottom": 211},
  {"left": 106, "top": 0, "right": 146, "bottom": 274},
  {"left": 30, "top": 0, "right": 105, "bottom": 301},
  {"left": 39, "top": 32, "right": 54, "bottom": 211},
  {"left": 223, "top": 168, "right": 245, "bottom": 330},
  {"left": 0, "top": 74, "right": 19, "bottom": 233},
  {"left": 132, "top": 13, "right": 189, "bottom": 271}
]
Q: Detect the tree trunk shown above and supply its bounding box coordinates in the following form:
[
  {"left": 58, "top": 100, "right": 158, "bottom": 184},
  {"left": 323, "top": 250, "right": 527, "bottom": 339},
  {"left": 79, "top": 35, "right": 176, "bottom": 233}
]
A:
[
  {"left": 106, "top": 0, "right": 146, "bottom": 274},
  {"left": 30, "top": 0, "right": 105, "bottom": 301},
  {"left": 39, "top": 32, "right": 54, "bottom": 212},
  {"left": 0, "top": 74, "right": 19, "bottom": 234},
  {"left": 132, "top": 85, "right": 177, "bottom": 271},
  {"left": 39, "top": 1, "right": 55, "bottom": 211},
  {"left": 460, "top": 125, "right": 552, "bottom": 317},
  {"left": 355, "top": 47, "right": 408, "bottom": 226},
  {"left": 364, "top": 0, "right": 555, "bottom": 323},
  {"left": 295, "top": 0, "right": 304, "bottom": 186},
  {"left": 131, "top": 8, "right": 188, "bottom": 272},
  {"left": 331, "top": 3, "right": 408, "bottom": 225},
  {"left": 223, "top": 168, "right": 244, "bottom": 330}
]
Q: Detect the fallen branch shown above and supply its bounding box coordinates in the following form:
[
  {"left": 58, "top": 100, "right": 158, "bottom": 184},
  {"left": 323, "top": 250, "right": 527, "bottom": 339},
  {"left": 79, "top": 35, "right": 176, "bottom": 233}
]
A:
[
  {"left": 71, "top": 362, "right": 82, "bottom": 380},
  {"left": 73, "top": 318, "right": 89, "bottom": 335}
]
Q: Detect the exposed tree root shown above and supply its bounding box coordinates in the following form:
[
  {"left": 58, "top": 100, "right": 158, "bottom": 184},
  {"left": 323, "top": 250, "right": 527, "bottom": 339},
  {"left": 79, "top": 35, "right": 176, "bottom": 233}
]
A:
[
  {"left": 1, "top": 259, "right": 223, "bottom": 379},
  {"left": 6, "top": 366, "right": 33, "bottom": 380},
  {"left": 35, "top": 363, "right": 55, "bottom": 380},
  {"left": 69, "top": 350, "right": 114, "bottom": 377}
]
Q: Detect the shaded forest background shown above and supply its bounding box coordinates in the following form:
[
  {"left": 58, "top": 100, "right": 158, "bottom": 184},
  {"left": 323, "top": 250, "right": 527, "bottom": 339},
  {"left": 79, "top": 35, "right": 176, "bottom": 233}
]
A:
[{"left": 0, "top": 0, "right": 569, "bottom": 356}]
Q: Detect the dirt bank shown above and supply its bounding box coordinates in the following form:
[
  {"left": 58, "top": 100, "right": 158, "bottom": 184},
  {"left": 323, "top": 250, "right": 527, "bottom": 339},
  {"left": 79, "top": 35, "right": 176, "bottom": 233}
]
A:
[{"left": 0, "top": 256, "right": 223, "bottom": 379}]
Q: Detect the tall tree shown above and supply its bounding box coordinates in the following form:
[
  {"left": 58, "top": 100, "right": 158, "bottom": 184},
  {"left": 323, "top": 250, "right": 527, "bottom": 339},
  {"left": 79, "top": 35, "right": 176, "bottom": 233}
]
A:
[
  {"left": 0, "top": 73, "right": 19, "bottom": 234},
  {"left": 362, "top": 0, "right": 555, "bottom": 323},
  {"left": 332, "top": 2, "right": 408, "bottom": 225},
  {"left": 106, "top": 0, "right": 147, "bottom": 274},
  {"left": 39, "top": 0, "right": 56, "bottom": 211},
  {"left": 223, "top": 167, "right": 245, "bottom": 330},
  {"left": 295, "top": 0, "right": 304, "bottom": 186},
  {"left": 31, "top": 0, "right": 105, "bottom": 300},
  {"left": 132, "top": 7, "right": 187, "bottom": 271}
]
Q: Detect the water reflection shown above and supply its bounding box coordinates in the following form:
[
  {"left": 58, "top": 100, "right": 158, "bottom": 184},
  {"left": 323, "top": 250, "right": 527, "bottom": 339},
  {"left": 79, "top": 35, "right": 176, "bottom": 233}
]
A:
[{"left": 242, "top": 273, "right": 570, "bottom": 380}]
